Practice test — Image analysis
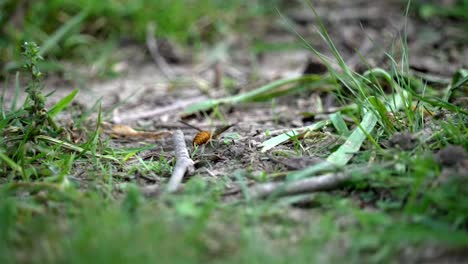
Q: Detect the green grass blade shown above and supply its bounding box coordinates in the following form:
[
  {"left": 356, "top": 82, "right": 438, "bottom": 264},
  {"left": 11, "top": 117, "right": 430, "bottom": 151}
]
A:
[
  {"left": 451, "top": 70, "right": 468, "bottom": 90},
  {"left": 368, "top": 96, "right": 396, "bottom": 132},
  {"left": 246, "top": 78, "right": 335, "bottom": 102},
  {"left": 77, "top": 104, "right": 103, "bottom": 161},
  {"left": 443, "top": 69, "right": 468, "bottom": 102},
  {"left": 183, "top": 75, "right": 327, "bottom": 115},
  {"left": 287, "top": 111, "right": 378, "bottom": 180},
  {"left": 326, "top": 111, "right": 378, "bottom": 166},
  {"left": 39, "top": 11, "right": 87, "bottom": 56},
  {"left": 75, "top": 98, "right": 102, "bottom": 127},
  {"left": 228, "top": 75, "right": 324, "bottom": 103},
  {"left": 411, "top": 91, "right": 468, "bottom": 115},
  {"left": 0, "top": 110, "right": 27, "bottom": 131},
  {"left": 261, "top": 120, "right": 330, "bottom": 152},
  {"left": 0, "top": 151, "right": 24, "bottom": 175},
  {"left": 329, "top": 112, "right": 350, "bottom": 136},
  {"left": 287, "top": 161, "right": 336, "bottom": 181},
  {"left": 35, "top": 135, "right": 118, "bottom": 161},
  {"left": 183, "top": 99, "right": 221, "bottom": 115},
  {"left": 48, "top": 89, "right": 79, "bottom": 118}
]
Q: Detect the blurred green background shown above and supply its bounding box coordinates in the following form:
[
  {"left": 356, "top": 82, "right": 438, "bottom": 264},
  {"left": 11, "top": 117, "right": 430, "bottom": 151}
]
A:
[
  {"left": 0, "top": 0, "right": 286, "bottom": 76},
  {"left": 1, "top": 0, "right": 466, "bottom": 77}
]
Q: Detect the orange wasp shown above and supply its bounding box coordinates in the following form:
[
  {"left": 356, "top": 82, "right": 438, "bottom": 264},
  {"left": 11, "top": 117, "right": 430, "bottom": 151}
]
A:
[{"left": 179, "top": 120, "right": 233, "bottom": 146}]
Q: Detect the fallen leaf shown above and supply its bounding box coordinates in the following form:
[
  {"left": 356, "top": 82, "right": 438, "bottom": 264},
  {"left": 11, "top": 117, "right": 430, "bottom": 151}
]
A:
[{"left": 109, "top": 124, "right": 172, "bottom": 140}]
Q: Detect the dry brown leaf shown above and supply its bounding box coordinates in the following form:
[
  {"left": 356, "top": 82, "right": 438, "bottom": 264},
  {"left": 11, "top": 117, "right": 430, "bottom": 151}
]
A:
[{"left": 109, "top": 124, "right": 172, "bottom": 140}]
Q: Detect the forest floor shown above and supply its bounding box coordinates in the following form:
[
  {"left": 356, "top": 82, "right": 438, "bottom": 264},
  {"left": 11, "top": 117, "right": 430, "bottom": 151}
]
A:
[{"left": 1, "top": 0, "right": 467, "bottom": 263}]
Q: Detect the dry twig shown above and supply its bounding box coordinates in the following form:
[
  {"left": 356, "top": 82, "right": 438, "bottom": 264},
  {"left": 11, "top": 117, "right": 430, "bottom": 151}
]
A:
[
  {"left": 248, "top": 171, "right": 349, "bottom": 199},
  {"left": 247, "top": 163, "right": 392, "bottom": 199},
  {"left": 166, "top": 130, "right": 194, "bottom": 192}
]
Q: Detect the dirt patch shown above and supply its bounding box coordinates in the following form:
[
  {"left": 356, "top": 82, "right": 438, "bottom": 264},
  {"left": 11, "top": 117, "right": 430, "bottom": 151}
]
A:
[{"left": 3, "top": 0, "right": 465, "bottom": 190}]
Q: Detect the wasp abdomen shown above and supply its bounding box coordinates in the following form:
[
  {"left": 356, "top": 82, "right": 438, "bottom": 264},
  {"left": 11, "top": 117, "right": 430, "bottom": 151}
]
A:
[{"left": 193, "top": 131, "right": 211, "bottom": 146}]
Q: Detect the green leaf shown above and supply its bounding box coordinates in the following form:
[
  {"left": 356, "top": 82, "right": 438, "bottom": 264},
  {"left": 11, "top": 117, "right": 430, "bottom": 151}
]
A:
[
  {"left": 329, "top": 112, "right": 350, "bottom": 136},
  {"left": 287, "top": 111, "right": 378, "bottom": 180},
  {"left": 444, "top": 69, "right": 468, "bottom": 102},
  {"left": 48, "top": 89, "right": 79, "bottom": 118},
  {"left": 0, "top": 151, "right": 24, "bottom": 175},
  {"left": 326, "top": 111, "right": 377, "bottom": 166},
  {"left": 368, "top": 96, "right": 396, "bottom": 132}
]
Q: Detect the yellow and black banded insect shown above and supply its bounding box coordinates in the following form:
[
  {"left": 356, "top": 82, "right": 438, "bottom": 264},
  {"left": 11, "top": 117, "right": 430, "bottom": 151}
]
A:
[{"left": 179, "top": 120, "right": 233, "bottom": 146}]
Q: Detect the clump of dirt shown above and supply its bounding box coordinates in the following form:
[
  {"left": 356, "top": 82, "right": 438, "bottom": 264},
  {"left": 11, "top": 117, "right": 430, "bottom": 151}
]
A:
[
  {"left": 435, "top": 145, "right": 468, "bottom": 167},
  {"left": 388, "top": 132, "right": 418, "bottom": 151},
  {"left": 434, "top": 145, "right": 468, "bottom": 184}
]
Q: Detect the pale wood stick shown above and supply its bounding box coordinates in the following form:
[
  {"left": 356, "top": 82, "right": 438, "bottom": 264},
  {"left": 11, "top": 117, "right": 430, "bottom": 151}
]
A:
[
  {"left": 248, "top": 163, "right": 393, "bottom": 199},
  {"left": 248, "top": 171, "right": 349, "bottom": 199},
  {"left": 166, "top": 130, "right": 194, "bottom": 192}
]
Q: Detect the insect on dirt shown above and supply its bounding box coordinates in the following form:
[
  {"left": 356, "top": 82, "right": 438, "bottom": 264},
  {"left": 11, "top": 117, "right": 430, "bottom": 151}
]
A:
[
  {"left": 179, "top": 120, "right": 233, "bottom": 146},
  {"left": 193, "top": 131, "right": 211, "bottom": 146}
]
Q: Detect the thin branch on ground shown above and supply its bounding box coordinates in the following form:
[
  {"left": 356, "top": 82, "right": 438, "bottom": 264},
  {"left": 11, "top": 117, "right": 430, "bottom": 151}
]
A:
[
  {"left": 248, "top": 171, "right": 349, "bottom": 199},
  {"left": 141, "top": 130, "right": 193, "bottom": 196},
  {"left": 247, "top": 163, "right": 392, "bottom": 199},
  {"left": 166, "top": 130, "right": 194, "bottom": 192}
]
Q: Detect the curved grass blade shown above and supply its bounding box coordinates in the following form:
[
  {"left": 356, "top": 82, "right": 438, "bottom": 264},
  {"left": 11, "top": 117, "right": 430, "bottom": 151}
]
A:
[
  {"left": 183, "top": 75, "right": 329, "bottom": 115},
  {"left": 368, "top": 96, "right": 396, "bottom": 132},
  {"left": 330, "top": 112, "right": 350, "bottom": 136},
  {"left": 35, "top": 135, "right": 118, "bottom": 162},
  {"left": 326, "top": 111, "right": 377, "bottom": 166},
  {"left": 0, "top": 151, "right": 24, "bottom": 176},
  {"left": 287, "top": 111, "right": 378, "bottom": 180},
  {"left": 410, "top": 91, "right": 468, "bottom": 115},
  {"left": 261, "top": 120, "right": 330, "bottom": 153},
  {"left": 48, "top": 89, "right": 79, "bottom": 118},
  {"left": 443, "top": 69, "right": 468, "bottom": 102},
  {"left": 228, "top": 75, "right": 325, "bottom": 103},
  {"left": 184, "top": 99, "right": 220, "bottom": 115}
]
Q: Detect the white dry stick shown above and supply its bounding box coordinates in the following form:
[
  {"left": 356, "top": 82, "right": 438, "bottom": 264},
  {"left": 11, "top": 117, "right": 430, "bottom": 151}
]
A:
[
  {"left": 248, "top": 171, "right": 350, "bottom": 199},
  {"left": 248, "top": 162, "right": 393, "bottom": 199},
  {"left": 166, "top": 130, "right": 194, "bottom": 192}
]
